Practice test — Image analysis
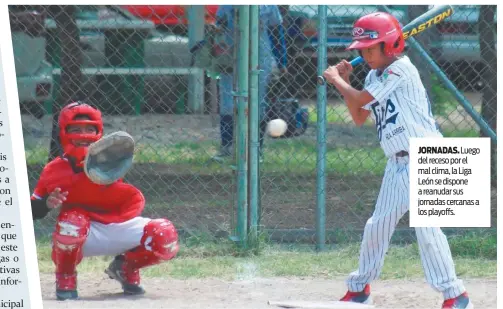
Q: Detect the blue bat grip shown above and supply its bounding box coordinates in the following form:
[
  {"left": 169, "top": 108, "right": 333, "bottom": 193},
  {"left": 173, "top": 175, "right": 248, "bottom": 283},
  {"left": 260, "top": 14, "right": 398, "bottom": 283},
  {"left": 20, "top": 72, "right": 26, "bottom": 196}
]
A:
[
  {"left": 350, "top": 56, "right": 364, "bottom": 67},
  {"left": 317, "top": 56, "right": 364, "bottom": 85}
]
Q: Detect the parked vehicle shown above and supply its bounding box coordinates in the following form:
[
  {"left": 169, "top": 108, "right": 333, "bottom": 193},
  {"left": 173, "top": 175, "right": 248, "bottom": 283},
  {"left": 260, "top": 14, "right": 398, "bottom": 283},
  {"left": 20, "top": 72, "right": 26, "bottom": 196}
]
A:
[
  {"left": 12, "top": 5, "right": 197, "bottom": 116},
  {"left": 10, "top": 9, "right": 54, "bottom": 118},
  {"left": 428, "top": 5, "right": 497, "bottom": 89},
  {"left": 121, "top": 5, "right": 219, "bottom": 35}
]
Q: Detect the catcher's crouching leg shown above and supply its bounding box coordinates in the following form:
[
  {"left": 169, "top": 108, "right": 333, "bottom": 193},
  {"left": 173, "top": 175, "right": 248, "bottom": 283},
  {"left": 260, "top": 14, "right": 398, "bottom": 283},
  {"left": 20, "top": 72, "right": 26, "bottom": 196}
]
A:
[
  {"left": 105, "top": 218, "right": 179, "bottom": 295},
  {"left": 52, "top": 210, "right": 90, "bottom": 300}
]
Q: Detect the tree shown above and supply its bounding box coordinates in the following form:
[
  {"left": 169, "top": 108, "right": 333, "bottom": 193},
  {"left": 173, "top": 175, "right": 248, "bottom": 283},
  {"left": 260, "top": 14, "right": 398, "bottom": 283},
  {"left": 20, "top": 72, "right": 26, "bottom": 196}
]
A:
[
  {"left": 478, "top": 5, "right": 497, "bottom": 187},
  {"left": 47, "top": 5, "right": 84, "bottom": 162}
]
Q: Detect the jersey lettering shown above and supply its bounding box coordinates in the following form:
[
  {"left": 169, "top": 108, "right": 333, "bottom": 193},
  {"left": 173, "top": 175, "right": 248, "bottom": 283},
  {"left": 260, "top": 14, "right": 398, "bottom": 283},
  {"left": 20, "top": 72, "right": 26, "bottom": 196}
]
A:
[
  {"left": 370, "top": 99, "right": 399, "bottom": 141},
  {"left": 363, "top": 56, "right": 442, "bottom": 157}
]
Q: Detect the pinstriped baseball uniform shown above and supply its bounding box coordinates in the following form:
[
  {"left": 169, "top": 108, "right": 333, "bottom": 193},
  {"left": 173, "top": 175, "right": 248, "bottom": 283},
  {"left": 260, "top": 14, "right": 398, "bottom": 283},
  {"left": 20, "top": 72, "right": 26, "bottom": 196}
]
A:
[{"left": 346, "top": 56, "right": 466, "bottom": 300}]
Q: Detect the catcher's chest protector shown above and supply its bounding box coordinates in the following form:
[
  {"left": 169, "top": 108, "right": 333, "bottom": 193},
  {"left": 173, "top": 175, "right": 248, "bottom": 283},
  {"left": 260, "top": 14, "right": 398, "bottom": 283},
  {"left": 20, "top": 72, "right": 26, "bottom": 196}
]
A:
[{"left": 40, "top": 158, "right": 144, "bottom": 224}]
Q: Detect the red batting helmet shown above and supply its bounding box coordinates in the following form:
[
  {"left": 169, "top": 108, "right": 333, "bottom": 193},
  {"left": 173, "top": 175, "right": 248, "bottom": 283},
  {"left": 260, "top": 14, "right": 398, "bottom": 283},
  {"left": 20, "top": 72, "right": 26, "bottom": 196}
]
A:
[
  {"left": 58, "top": 102, "right": 103, "bottom": 165},
  {"left": 347, "top": 12, "right": 405, "bottom": 57}
]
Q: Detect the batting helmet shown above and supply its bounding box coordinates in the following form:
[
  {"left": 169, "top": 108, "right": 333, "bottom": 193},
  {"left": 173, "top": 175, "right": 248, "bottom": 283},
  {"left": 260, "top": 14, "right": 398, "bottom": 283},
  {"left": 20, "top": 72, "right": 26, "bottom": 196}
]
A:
[
  {"left": 347, "top": 12, "right": 405, "bottom": 57},
  {"left": 58, "top": 102, "right": 103, "bottom": 165}
]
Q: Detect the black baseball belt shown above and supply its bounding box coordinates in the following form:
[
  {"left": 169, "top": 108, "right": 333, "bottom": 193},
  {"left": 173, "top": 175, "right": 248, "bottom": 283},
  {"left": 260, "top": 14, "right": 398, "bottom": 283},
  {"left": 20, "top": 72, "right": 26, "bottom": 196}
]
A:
[{"left": 396, "top": 150, "right": 409, "bottom": 157}]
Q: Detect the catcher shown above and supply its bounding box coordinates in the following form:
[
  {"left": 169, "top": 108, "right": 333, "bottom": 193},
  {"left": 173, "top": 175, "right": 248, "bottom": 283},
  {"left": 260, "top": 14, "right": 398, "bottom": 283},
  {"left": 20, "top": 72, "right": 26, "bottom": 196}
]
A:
[{"left": 30, "top": 102, "right": 179, "bottom": 301}]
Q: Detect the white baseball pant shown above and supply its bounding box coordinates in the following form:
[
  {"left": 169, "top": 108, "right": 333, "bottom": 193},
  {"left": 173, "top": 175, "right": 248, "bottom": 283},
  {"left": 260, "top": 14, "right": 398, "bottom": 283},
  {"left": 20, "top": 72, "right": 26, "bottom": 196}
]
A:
[
  {"left": 346, "top": 155, "right": 466, "bottom": 300},
  {"left": 81, "top": 217, "right": 152, "bottom": 257}
]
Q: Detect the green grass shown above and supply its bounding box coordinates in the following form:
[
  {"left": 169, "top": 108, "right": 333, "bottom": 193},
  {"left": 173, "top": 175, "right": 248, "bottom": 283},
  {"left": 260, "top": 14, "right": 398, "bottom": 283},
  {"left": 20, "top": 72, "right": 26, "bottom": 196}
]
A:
[
  {"left": 308, "top": 104, "right": 374, "bottom": 126},
  {"left": 431, "top": 75, "right": 459, "bottom": 117},
  {"left": 307, "top": 102, "right": 482, "bottom": 130},
  {"left": 447, "top": 231, "right": 497, "bottom": 259},
  {"left": 443, "top": 129, "right": 481, "bottom": 137},
  {"left": 36, "top": 231, "right": 496, "bottom": 280},
  {"left": 265, "top": 140, "right": 386, "bottom": 175},
  {"left": 309, "top": 105, "right": 351, "bottom": 125},
  {"left": 25, "top": 129, "right": 479, "bottom": 177},
  {"left": 26, "top": 140, "right": 388, "bottom": 176}
]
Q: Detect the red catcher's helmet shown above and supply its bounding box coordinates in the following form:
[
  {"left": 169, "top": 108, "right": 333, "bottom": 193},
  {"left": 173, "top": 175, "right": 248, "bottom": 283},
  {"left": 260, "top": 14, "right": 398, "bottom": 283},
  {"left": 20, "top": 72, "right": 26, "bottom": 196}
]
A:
[
  {"left": 347, "top": 12, "right": 405, "bottom": 57},
  {"left": 58, "top": 102, "right": 103, "bottom": 166}
]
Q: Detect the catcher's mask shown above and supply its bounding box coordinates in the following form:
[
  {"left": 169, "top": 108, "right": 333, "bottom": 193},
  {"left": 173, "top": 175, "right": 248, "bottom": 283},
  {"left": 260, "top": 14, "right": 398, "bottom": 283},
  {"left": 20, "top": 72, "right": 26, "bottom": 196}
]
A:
[{"left": 58, "top": 102, "right": 103, "bottom": 166}]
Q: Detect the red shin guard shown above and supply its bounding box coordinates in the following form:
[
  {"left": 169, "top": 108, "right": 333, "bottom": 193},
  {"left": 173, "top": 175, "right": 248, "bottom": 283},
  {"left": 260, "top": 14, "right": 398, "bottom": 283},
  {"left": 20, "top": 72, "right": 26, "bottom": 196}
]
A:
[
  {"left": 52, "top": 210, "right": 90, "bottom": 290},
  {"left": 120, "top": 219, "right": 179, "bottom": 285}
]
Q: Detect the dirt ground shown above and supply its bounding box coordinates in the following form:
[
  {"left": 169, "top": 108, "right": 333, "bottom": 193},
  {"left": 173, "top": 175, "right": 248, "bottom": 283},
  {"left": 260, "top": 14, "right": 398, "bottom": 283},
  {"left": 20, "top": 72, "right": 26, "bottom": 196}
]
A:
[{"left": 39, "top": 273, "right": 496, "bottom": 309}]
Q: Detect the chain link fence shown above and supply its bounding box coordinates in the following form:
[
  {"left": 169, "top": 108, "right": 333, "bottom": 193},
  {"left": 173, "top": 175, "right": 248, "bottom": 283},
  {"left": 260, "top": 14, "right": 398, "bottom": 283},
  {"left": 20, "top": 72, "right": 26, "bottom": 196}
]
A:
[
  {"left": 12, "top": 5, "right": 496, "bottom": 249},
  {"left": 260, "top": 4, "right": 498, "bottom": 247}
]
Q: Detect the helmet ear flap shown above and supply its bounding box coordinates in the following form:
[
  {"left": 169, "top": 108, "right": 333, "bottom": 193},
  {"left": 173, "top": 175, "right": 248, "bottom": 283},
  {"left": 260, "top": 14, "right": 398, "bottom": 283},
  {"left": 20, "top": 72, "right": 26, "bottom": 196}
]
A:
[
  {"left": 382, "top": 37, "right": 405, "bottom": 57},
  {"left": 394, "top": 36, "right": 405, "bottom": 55},
  {"left": 394, "top": 38, "right": 400, "bottom": 48}
]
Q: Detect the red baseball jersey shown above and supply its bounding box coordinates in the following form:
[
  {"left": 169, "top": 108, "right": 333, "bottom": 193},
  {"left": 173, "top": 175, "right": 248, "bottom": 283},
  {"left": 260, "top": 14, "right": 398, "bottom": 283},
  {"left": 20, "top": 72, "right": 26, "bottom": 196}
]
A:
[{"left": 31, "top": 157, "right": 145, "bottom": 224}]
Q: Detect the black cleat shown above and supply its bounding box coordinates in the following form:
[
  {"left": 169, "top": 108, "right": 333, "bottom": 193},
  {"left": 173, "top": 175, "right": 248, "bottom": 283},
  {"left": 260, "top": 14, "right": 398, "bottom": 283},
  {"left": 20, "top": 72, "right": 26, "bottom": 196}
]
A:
[
  {"left": 105, "top": 256, "right": 145, "bottom": 296},
  {"left": 56, "top": 289, "right": 78, "bottom": 301}
]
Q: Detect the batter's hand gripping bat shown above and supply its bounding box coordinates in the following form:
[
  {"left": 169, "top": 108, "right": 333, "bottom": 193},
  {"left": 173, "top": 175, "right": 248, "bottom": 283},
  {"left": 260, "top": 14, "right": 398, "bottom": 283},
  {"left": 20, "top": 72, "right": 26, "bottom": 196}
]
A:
[{"left": 317, "top": 5, "right": 454, "bottom": 85}]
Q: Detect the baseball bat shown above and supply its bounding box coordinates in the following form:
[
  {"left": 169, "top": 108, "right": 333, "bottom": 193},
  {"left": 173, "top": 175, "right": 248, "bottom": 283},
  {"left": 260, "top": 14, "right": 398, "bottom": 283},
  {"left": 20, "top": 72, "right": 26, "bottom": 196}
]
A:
[{"left": 317, "top": 5, "right": 454, "bottom": 85}]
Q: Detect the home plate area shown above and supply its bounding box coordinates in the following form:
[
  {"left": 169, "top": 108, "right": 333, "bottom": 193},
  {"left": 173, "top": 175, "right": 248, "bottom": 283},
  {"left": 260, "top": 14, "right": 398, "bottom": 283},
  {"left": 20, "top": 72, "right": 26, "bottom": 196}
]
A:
[
  {"left": 268, "top": 300, "right": 375, "bottom": 308},
  {"left": 40, "top": 275, "right": 496, "bottom": 309}
]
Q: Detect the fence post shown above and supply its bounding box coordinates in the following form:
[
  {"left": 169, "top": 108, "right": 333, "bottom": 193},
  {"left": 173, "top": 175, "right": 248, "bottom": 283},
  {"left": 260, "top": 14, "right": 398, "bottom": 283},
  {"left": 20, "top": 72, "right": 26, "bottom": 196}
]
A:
[
  {"left": 316, "top": 5, "right": 328, "bottom": 252},
  {"left": 248, "top": 5, "right": 260, "bottom": 247},
  {"left": 236, "top": 5, "right": 250, "bottom": 247},
  {"left": 187, "top": 5, "right": 205, "bottom": 114}
]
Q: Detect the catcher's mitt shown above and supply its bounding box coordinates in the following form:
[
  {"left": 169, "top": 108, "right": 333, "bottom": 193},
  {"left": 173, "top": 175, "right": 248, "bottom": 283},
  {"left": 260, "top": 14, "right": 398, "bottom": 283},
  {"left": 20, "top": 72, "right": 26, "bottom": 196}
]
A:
[{"left": 83, "top": 131, "right": 135, "bottom": 185}]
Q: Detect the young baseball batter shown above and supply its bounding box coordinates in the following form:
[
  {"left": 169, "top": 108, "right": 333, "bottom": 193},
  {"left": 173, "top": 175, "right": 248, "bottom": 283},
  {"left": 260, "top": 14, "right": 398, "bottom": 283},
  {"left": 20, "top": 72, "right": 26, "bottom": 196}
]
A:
[
  {"left": 31, "top": 102, "right": 180, "bottom": 301},
  {"left": 322, "top": 12, "right": 472, "bottom": 309}
]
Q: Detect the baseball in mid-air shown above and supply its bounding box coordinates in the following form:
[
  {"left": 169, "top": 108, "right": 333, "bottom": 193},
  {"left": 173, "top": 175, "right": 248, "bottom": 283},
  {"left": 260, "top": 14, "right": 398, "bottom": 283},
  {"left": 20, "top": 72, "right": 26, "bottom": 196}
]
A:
[{"left": 267, "top": 119, "right": 288, "bottom": 137}]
